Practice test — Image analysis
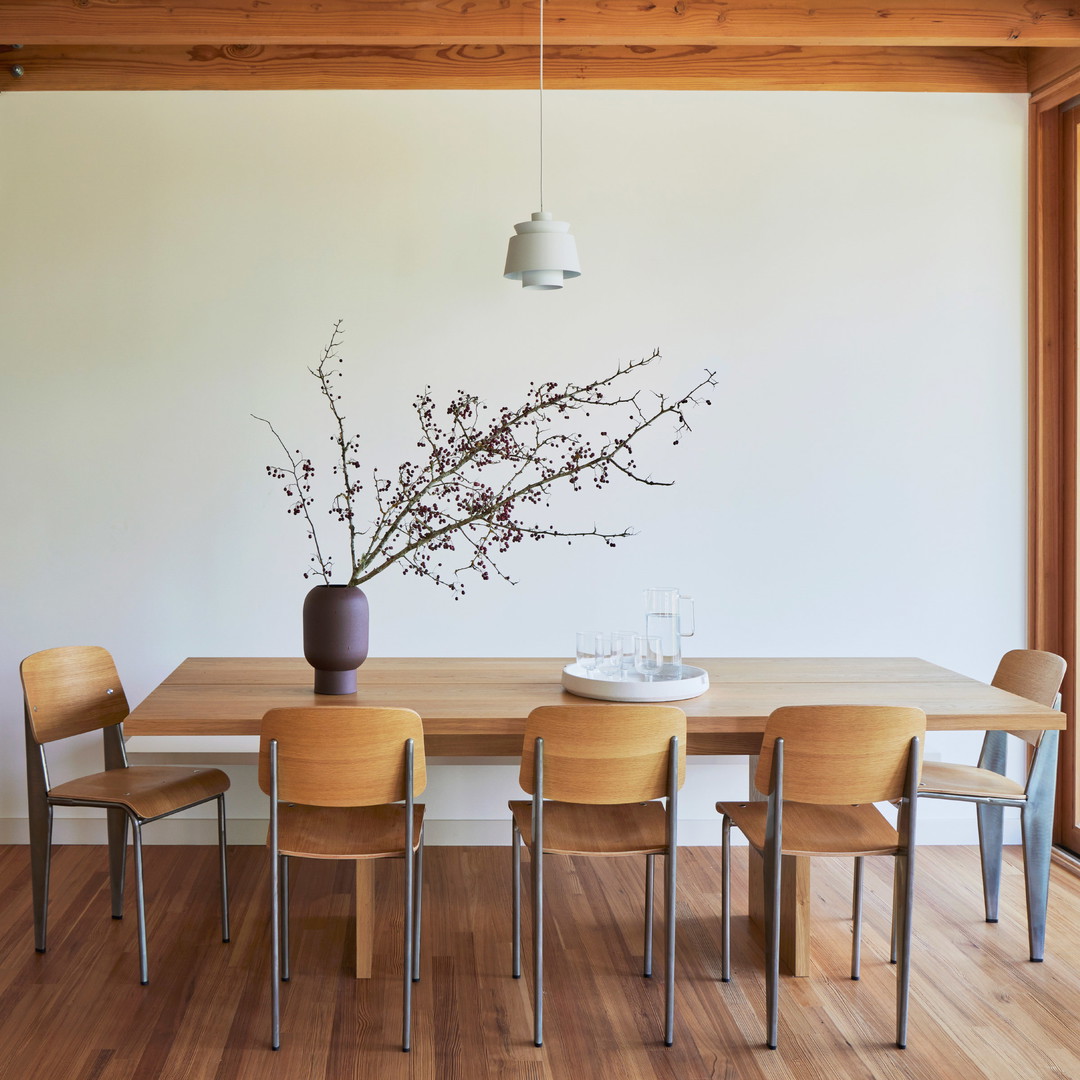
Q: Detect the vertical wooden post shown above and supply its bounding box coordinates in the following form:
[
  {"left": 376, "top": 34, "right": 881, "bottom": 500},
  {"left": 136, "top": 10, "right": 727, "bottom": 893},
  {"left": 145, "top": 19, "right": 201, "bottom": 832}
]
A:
[{"left": 1028, "top": 85, "right": 1080, "bottom": 849}]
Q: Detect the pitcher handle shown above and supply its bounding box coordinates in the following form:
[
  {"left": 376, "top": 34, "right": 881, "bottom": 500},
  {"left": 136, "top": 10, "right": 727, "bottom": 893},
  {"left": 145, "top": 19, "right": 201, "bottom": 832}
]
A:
[{"left": 679, "top": 595, "right": 695, "bottom": 638}]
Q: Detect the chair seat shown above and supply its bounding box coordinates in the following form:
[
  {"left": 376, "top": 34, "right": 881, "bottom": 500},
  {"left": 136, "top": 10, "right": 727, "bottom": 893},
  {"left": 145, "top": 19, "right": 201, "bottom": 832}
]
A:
[
  {"left": 272, "top": 802, "right": 425, "bottom": 859},
  {"left": 918, "top": 760, "right": 1027, "bottom": 801},
  {"left": 48, "top": 765, "right": 229, "bottom": 820},
  {"left": 716, "top": 800, "right": 900, "bottom": 857},
  {"left": 509, "top": 799, "right": 669, "bottom": 856}
]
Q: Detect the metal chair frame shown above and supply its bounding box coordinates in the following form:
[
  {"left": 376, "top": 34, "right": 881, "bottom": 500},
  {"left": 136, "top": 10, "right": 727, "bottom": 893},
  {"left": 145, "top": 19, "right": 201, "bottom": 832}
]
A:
[
  {"left": 511, "top": 732, "right": 681, "bottom": 1048},
  {"left": 721, "top": 728, "right": 921, "bottom": 1050},
  {"left": 913, "top": 650, "right": 1065, "bottom": 963},
  {"left": 916, "top": 724, "right": 1058, "bottom": 961},
  {"left": 267, "top": 735, "right": 424, "bottom": 1052},
  {"left": 24, "top": 710, "right": 230, "bottom": 986}
]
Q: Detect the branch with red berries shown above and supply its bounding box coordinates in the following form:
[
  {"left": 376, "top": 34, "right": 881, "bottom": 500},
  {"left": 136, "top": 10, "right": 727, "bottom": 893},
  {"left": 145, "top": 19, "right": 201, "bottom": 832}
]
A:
[{"left": 257, "top": 322, "right": 717, "bottom": 594}]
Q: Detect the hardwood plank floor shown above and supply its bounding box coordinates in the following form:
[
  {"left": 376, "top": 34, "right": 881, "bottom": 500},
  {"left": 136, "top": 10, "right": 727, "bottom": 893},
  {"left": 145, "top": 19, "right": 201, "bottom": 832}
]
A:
[{"left": 0, "top": 843, "right": 1077, "bottom": 1079}]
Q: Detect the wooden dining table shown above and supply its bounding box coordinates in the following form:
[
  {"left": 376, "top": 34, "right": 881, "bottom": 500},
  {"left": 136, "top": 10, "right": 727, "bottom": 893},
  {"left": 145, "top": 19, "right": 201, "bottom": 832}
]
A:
[{"left": 124, "top": 655, "right": 1066, "bottom": 978}]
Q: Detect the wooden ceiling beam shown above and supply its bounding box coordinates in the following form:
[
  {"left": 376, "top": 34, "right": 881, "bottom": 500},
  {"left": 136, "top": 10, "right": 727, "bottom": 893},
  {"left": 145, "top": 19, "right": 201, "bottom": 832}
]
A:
[
  {"left": 2, "top": 0, "right": 1079, "bottom": 49},
  {"left": 0, "top": 43, "right": 1028, "bottom": 92},
  {"left": 1029, "top": 45, "right": 1080, "bottom": 99}
]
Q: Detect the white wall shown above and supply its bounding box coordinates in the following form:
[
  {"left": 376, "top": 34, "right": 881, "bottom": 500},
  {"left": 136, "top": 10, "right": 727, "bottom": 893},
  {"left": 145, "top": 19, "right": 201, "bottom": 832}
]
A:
[{"left": 0, "top": 90, "right": 1029, "bottom": 844}]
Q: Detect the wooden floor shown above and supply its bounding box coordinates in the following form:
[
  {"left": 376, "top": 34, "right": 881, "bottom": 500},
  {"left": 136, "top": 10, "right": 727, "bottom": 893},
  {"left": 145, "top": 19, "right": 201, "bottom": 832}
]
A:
[{"left": 0, "top": 843, "right": 1078, "bottom": 1080}]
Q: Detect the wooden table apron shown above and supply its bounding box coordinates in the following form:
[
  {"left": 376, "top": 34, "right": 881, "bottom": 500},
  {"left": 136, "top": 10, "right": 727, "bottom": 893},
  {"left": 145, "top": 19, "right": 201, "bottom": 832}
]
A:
[{"left": 124, "top": 657, "right": 1066, "bottom": 978}]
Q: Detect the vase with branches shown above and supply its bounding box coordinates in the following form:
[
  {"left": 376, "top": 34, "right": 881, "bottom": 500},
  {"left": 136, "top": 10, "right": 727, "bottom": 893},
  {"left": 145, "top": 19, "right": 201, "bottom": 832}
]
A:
[{"left": 256, "top": 322, "right": 716, "bottom": 692}]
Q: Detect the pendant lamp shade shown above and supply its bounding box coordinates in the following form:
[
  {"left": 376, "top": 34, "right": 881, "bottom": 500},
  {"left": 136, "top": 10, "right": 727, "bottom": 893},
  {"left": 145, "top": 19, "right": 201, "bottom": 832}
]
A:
[{"left": 504, "top": 212, "right": 581, "bottom": 290}]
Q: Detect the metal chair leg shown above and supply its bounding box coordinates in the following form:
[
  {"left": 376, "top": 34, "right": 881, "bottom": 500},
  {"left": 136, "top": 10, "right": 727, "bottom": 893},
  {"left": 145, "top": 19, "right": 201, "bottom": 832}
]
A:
[
  {"left": 664, "top": 848, "right": 676, "bottom": 1046},
  {"left": 529, "top": 737, "right": 544, "bottom": 1048},
  {"left": 532, "top": 841, "right": 543, "bottom": 1047},
  {"left": 26, "top": 731, "right": 53, "bottom": 953},
  {"left": 976, "top": 802, "right": 1004, "bottom": 923},
  {"left": 895, "top": 736, "right": 919, "bottom": 1048},
  {"left": 512, "top": 820, "right": 521, "bottom": 979},
  {"left": 976, "top": 729, "right": 1008, "bottom": 923},
  {"left": 644, "top": 853, "right": 655, "bottom": 978},
  {"left": 270, "top": 740, "right": 281, "bottom": 1050},
  {"left": 217, "top": 794, "right": 230, "bottom": 943},
  {"left": 132, "top": 819, "right": 148, "bottom": 986},
  {"left": 413, "top": 828, "right": 424, "bottom": 983},
  {"left": 895, "top": 851, "right": 915, "bottom": 1048},
  {"left": 764, "top": 742, "right": 783, "bottom": 1051},
  {"left": 890, "top": 859, "right": 899, "bottom": 964},
  {"left": 721, "top": 815, "right": 732, "bottom": 982},
  {"left": 851, "top": 856, "right": 864, "bottom": 980},
  {"left": 765, "top": 842, "right": 781, "bottom": 1049},
  {"left": 403, "top": 852, "right": 414, "bottom": 1052},
  {"left": 403, "top": 740, "right": 415, "bottom": 1054},
  {"left": 270, "top": 861, "right": 280, "bottom": 1048},
  {"left": 1021, "top": 802, "right": 1055, "bottom": 962},
  {"left": 107, "top": 807, "right": 128, "bottom": 919},
  {"left": 30, "top": 803, "right": 53, "bottom": 953},
  {"left": 279, "top": 854, "right": 290, "bottom": 982},
  {"left": 664, "top": 736, "right": 678, "bottom": 1047},
  {"left": 1022, "top": 729, "right": 1058, "bottom": 962}
]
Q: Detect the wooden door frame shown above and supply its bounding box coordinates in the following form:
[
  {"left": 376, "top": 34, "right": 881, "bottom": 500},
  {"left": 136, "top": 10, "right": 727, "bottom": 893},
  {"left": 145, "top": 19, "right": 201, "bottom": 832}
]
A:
[{"left": 1029, "top": 82, "right": 1080, "bottom": 850}]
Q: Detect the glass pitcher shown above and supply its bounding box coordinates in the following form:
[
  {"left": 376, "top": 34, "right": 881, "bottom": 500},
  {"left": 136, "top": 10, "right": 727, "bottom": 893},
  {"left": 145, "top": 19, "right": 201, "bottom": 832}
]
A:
[{"left": 644, "top": 587, "right": 695, "bottom": 679}]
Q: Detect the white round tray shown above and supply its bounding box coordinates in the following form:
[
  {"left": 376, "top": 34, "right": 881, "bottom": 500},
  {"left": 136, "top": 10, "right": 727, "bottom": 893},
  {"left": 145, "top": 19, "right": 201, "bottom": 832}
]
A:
[{"left": 561, "top": 663, "right": 710, "bottom": 702}]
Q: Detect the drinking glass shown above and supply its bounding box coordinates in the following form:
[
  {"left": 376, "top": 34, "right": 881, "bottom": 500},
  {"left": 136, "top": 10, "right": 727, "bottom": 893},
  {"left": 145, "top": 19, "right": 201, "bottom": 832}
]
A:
[
  {"left": 576, "top": 631, "right": 606, "bottom": 678},
  {"left": 594, "top": 633, "right": 621, "bottom": 678},
  {"left": 634, "top": 634, "right": 663, "bottom": 681},
  {"left": 611, "top": 630, "right": 639, "bottom": 677}
]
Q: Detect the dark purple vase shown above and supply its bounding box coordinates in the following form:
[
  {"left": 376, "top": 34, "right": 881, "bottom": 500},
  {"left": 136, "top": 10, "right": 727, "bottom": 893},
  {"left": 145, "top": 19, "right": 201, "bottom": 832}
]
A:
[{"left": 302, "top": 584, "right": 369, "bottom": 695}]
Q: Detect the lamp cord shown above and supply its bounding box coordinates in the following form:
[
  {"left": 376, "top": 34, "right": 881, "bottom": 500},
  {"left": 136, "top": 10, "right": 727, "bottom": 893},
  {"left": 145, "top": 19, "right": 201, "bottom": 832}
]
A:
[{"left": 538, "top": 0, "right": 544, "bottom": 212}]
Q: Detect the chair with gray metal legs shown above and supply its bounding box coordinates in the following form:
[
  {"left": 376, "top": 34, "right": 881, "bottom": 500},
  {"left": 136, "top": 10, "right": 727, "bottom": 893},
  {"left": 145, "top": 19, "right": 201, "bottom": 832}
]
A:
[
  {"left": 509, "top": 704, "right": 686, "bottom": 1047},
  {"left": 20, "top": 645, "right": 231, "bottom": 986},
  {"left": 914, "top": 649, "right": 1065, "bottom": 962},
  {"left": 259, "top": 706, "right": 426, "bottom": 1052},
  {"left": 718, "top": 704, "right": 925, "bottom": 1050},
  {"left": 275, "top": 835, "right": 425, "bottom": 988}
]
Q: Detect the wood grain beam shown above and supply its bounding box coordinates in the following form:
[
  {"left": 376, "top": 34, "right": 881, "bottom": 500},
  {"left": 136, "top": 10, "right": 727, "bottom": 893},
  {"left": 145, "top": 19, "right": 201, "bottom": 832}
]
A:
[
  {"left": 0, "top": 43, "right": 1028, "bottom": 92},
  {"left": 2, "top": 0, "right": 1079, "bottom": 49},
  {"left": 1029, "top": 45, "right": 1080, "bottom": 100}
]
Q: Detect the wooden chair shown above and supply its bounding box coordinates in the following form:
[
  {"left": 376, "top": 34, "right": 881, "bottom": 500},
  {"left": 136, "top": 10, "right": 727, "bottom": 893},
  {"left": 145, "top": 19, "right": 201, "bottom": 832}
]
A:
[
  {"left": 509, "top": 703, "right": 686, "bottom": 1047},
  {"left": 20, "top": 645, "right": 230, "bottom": 985},
  {"left": 259, "top": 706, "right": 426, "bottom": 1052},
  {"left": 915, "top": 649, "right": 1066, "bottom": 961},
  {"left": 717, "top": 704, "right": 925, "bottom": 1050}
]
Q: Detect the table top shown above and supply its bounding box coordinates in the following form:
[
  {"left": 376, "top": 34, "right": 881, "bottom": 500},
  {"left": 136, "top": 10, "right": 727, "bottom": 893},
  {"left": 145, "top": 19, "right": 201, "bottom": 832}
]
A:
[{"left": 123, "top": 656, "right": 1066, "bottom": 757}]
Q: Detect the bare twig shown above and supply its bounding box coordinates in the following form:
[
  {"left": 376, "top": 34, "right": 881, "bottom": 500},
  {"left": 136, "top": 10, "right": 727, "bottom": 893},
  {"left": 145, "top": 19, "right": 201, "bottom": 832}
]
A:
[{"left": 253, "top": 415, "right": 333, "bottom": 584}]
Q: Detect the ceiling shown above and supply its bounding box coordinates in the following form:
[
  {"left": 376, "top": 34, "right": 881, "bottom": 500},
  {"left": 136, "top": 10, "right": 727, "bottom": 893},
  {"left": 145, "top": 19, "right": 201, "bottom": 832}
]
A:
[{"left": 2, "top": 0, "right": 1079, "bottom": 95}]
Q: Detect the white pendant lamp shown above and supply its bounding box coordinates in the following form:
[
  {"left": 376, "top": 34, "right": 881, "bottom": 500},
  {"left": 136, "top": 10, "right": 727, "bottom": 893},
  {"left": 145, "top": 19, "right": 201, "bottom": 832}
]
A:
[
  {"left": 503, "top": 0, "right": 580, "bottom": 289},
  {"left": 505, "top": 212, "right": 580, "bottom": 290}
]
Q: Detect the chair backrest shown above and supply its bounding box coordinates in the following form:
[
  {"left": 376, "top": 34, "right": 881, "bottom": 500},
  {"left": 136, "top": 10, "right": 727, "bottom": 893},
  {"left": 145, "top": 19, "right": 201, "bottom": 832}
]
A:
[
  {"left": 519, "top": 704, "right": 686, "bottom": 804},
  {"left": 258, "top": 706, "right": 427, "bottom": 807},
  {"left": 21, "top": 646, "right": 129, "bottom": 744},
  {"left": 754, "top": 704, "right": 926, "bottom": 804},
  {"left": 991, "top": 649, "right": 1067, "bottom": 746}
]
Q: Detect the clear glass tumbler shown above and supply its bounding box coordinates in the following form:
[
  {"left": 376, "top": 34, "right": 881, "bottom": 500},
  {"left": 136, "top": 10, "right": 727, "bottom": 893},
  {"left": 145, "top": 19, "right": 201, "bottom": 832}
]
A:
[
  {"left": 634, "top": 634, "right": 663, "bottom": 681},
  {"left": 575, "top": 631, "right": 603, "bottom": 677}
]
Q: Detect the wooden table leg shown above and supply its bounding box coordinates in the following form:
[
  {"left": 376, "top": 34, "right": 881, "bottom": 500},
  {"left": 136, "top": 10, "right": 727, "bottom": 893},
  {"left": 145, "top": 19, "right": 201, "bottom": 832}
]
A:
[
  {"left": 746, "top": 756, "right": 811, "bottom": 977},
  {"left": 355, "top": 860, "right": 374, "bottom": 979},
  {"left": 747, "top": 849, "right": 811, "bottom": 976}
]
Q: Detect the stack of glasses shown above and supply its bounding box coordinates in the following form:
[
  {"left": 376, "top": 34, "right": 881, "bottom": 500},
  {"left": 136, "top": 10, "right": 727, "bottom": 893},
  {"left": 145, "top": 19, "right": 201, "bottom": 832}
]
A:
[{"left": 575, "top": 631, "right": 664, "bottom": 681}]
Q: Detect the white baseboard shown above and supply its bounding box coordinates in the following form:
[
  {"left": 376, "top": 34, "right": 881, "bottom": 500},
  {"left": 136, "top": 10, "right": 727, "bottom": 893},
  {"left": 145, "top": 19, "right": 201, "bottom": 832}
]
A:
[{"left": 0, "top": 815, "right": 1013, "bottom": 847}]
